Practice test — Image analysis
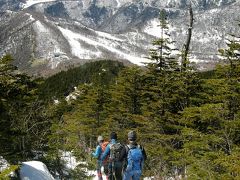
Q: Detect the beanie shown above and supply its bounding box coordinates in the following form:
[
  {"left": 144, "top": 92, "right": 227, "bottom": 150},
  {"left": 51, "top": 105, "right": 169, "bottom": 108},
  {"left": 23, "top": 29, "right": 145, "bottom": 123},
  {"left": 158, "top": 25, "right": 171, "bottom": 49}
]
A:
[
  {"left": 128, "top": 131, "right": 137, "bottom": 141},
  {"left": 110, "top": 132, "right": 117, "bottom": 140},
  {"left": 97, "top": 136, "right": 104, "bottom": 142}
]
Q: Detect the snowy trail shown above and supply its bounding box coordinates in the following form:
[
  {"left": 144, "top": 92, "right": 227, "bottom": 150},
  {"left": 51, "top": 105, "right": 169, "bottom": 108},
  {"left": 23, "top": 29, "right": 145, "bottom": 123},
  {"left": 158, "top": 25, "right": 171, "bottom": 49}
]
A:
[{"left": 88, "top": 169, "right": 107, "bottom": 180}]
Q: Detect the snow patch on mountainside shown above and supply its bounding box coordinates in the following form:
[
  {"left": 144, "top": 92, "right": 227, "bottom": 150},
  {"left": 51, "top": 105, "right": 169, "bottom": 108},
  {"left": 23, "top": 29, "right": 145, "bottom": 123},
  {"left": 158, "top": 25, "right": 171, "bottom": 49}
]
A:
[
  {"left": 23, "top": 0, "right": 57, "bottom": 9},
  {"left": 26, "top": 13, "right": 35, "bottom": 21},
  {"left": 58, "top": 27, "right": 102, "bottom": 59},
  {"left": 35, "top": 20, "right": 48, "bottom": 33},
  {"left": 50, "top": 47, "right": 69, "bottom": 69},
  {"left": 116, "top": 0, "right": 121, "bottom": 8},
  {"left": 144, "top": 18, "right": 176, "bottom": 38},
  {"left": 96, "top": 31, "right": 124, "bottom": 42},
  {"left": 144, "top": 18, "right": 161, "bottom": 38},
  {"left": 32, "top": 21, "right": 69, "bottom": 69},
  {"left": 58, "top": 26, "right": 149, "bottom": 65},
  {"left": 144, "top": 18, "right": 179, "bottom": 57}
]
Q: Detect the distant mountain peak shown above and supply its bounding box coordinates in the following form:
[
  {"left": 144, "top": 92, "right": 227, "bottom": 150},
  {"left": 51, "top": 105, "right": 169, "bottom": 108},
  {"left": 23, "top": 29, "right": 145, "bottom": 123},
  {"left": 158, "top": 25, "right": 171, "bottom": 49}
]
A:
[{"left": 0, "top": 0, "right": 239, "bottom": 75}]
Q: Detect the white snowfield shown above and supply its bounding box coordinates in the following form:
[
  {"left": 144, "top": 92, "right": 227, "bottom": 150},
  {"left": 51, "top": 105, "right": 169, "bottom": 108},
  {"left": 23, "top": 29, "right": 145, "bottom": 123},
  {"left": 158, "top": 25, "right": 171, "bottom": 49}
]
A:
[
  {"left": 23, "top": 0, "right": 57, "bottom": 9},
  {"left": 58, "top": 26, "right": 150, "bottom": 66},
  {"left": 20, "top": 161, "right": 54, "bottom": 180}
]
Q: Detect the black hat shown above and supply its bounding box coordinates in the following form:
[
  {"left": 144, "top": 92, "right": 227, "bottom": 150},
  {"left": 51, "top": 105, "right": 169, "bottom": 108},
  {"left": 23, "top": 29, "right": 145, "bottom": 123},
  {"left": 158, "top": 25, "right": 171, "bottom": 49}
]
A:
[
  {"left": 110, "top": 132, "right": 117, "bottom": 140},
  {"left": 128, "top": 131, "right": 137, "bottom": 141}
]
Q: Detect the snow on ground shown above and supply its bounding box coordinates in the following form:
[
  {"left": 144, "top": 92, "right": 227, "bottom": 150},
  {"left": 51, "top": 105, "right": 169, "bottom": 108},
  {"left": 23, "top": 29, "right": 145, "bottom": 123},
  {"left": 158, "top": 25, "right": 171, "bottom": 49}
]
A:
[
  {"left": 0, "top": 156, "right": 8, "bottom": 172},
  {"left": 61, "top": 151, "right": 107, "bottom": 179},
  {"left": 58, "top": 26, "right": 150, "bottom": 66},
  {"left": 53, "top": 99, "right": 60, "bottom": 104},
  {"left": 4, "top": 151, "right": 152, "bottom": 180},
  {"left": 88, "top": 168, "right": 107, "bottom": 180},
  {"left": 22, "top": 0, "right": 57, "bottom": 9},
  {"left": 19, "top": 161, "right": 54, "bottom": 180},
  {"left": 61, "top": 151, "right": 80, "bottom": 170}
]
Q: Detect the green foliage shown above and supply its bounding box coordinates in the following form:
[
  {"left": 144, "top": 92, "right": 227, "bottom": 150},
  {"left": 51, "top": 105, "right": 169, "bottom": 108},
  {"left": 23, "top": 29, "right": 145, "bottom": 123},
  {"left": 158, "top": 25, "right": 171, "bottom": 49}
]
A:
[
  {"left": 0, "top": 165, "right": 18, "bottom": 180},
  {"left": 0, "top": 55, "right": 49, "bottom": 163},
  {"left": 177, "top": 30, "right": 240, "bottom": 179},
  {"left": 106, "top": 66, "right": 145, "bottom": 136},
  {"left": 45, "top": 61, "right": 124, "bottom": 178},
  {"left": 148, "top": 10, "right": 178, "bottom": 72},
  {"left": 38, "top": 60, "right": 124, "bottom": 100}
]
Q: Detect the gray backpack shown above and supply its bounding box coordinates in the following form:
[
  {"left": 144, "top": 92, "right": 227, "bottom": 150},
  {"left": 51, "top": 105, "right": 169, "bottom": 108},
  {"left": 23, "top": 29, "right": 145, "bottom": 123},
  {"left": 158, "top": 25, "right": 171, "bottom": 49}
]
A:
[{"left": 109, "top": 142, "right": 124, "bottom": 161}]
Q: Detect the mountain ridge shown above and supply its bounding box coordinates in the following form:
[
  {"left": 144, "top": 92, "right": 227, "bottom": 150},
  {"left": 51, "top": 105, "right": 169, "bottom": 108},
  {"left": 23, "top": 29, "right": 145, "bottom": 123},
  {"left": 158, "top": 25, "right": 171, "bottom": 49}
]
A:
[{"left": 0, "top": 0, "right": 239, "bottom": 75}]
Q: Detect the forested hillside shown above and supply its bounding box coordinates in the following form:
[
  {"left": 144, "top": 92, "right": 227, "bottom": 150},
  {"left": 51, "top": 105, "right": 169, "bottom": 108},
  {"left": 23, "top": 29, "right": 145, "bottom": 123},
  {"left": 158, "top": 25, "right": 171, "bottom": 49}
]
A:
[
  {"left": 38, "top": 60, "right": 124, "bottom": 100},
  {"left": 1, "top": 11, "right": 240, "bottom": 180}
]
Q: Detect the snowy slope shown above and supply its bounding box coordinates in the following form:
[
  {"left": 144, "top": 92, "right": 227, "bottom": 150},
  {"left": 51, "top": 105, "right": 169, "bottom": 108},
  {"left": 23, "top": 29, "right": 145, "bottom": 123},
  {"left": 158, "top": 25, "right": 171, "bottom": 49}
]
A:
[
  {"left": 19, "top": 161, "right": 54, "bottom": 180},
  {"left": 58, "top": 26, "right": 150, "bottom": 65},
  {"left": 0, "top": 0, "right": 239, "bottom": 75},
  {"left": 22, "top": 0, "right": 57, "bottom": 9}
]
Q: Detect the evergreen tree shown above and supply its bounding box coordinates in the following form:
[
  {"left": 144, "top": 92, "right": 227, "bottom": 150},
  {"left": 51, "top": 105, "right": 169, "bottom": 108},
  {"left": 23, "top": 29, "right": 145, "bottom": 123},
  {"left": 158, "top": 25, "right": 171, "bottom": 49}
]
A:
[
  {"left": 0, "top": 55, "right": 49, "bottom": 163},
  {"left": 45, "top": 61, "right": 124, "bottom": 178},
  {"left": 140, "top": 10, "right": 184, "bottom": 177},
  {"left": 105, "top": 66, "right": 145, "bottom": 140},
  {"left": 38, "top": 60, "right": 124, "bottom": 100},
  {"left": 179, "top": 26, "right": 240, "bottom": 178}
]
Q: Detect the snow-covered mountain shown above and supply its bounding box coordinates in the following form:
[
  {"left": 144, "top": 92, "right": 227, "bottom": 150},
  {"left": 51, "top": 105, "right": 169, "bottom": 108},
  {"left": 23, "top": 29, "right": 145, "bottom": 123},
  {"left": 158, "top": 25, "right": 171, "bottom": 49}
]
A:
[{"left": 0, "top": 0, "right": 239, "bottom": 75}]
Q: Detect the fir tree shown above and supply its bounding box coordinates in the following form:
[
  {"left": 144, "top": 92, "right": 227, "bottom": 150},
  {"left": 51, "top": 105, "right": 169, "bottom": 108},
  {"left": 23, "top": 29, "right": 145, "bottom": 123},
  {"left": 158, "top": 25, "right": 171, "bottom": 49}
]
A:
[
  {"left": 0, "top": 55, "right": 49, "bottom": 163},
  {"left": 178, "top": 25, "right": 240, "bottom": 178},
  {"left": 105, "top": 66, "right": 145, "bottom": 140}
]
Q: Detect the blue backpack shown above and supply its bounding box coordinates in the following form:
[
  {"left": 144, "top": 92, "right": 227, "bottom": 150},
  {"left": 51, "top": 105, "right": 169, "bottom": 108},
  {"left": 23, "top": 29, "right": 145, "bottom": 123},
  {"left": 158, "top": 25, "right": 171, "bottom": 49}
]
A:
[{"left": 126, "top": 145, "right": 143, "bottom": 171}]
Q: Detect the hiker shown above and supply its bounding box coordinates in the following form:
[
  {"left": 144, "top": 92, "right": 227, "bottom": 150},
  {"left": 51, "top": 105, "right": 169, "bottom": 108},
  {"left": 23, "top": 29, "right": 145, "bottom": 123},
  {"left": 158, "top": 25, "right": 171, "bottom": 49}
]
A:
[
  {"left": 120, "top": 131, "right": 147, "bottom": 180},
  {"left": 101, "top": 132, "right": 123, "bottom": 180},
  {"left": 92, "top": 136, "right": 109, "bottom": 180}
]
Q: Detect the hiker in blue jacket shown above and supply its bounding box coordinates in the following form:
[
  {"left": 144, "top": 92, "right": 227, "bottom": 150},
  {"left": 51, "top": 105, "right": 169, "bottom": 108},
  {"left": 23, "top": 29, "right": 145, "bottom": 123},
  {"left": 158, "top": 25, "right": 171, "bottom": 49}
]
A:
[
  {"left": 92, "top": 136, "right": 108, "bottom": 180},
  {"left": 101, "top": 132, "right": 123, "bottom": 180},
  {"left": 119, "top": 131, "right": 147, "bottom": 180}
]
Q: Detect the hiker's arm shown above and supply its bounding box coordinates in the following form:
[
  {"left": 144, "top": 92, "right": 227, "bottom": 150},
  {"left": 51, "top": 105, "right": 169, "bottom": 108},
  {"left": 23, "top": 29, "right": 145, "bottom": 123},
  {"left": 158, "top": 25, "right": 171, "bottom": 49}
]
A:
[
  {"left": 100, "top": 145, "right": 110, "bottom": 160},
  {"left": 119, "top": 146, "right": 127, "bottom": 161},
  {"left": 92, "top": 145, "right": 101, "bottom": 158}
]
